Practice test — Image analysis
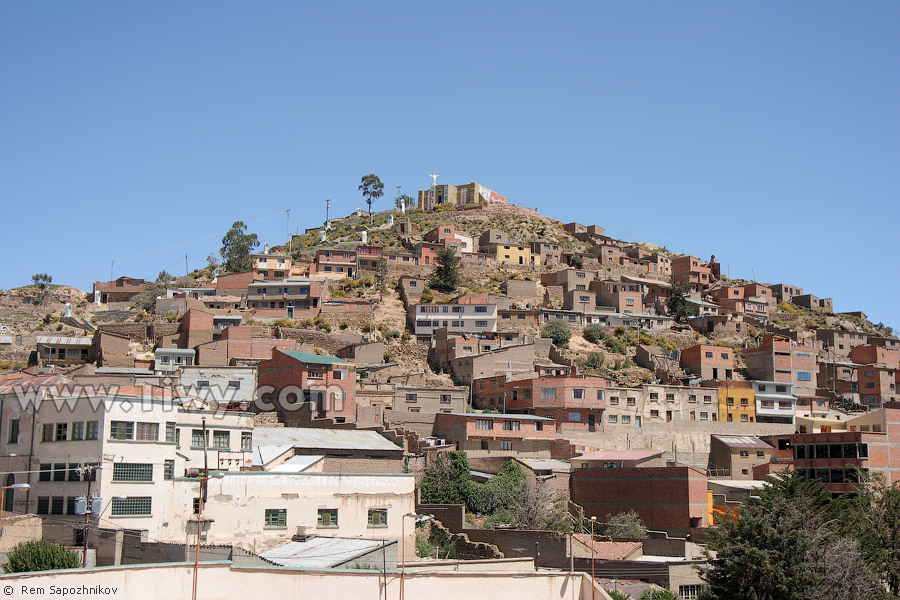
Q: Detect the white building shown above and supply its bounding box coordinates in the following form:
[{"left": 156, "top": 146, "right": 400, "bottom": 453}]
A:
[
  {"left": 179, "top": 365, "right": 257, "bottom": 406},
  {"left": 410, "top": 303, "right": 498, "bottom": 339},
  {"left": 752, "top": 380, "right": 797, "bottom": 424}
]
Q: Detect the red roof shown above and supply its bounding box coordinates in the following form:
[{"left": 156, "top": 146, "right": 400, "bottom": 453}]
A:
[{"left": 575, "top": 450, "right": 664, "bottom": 461}]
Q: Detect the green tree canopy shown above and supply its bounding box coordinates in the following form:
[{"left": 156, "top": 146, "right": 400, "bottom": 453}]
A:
[
  {"left": 541, "top": 319, "right": 572, "bottom": 348},
  {"left": 3, "top": 541, "right": 80, "bottom": 573},
  {"left": 220, "top": 221, "right": 259, "bottom": 273},
  {"left": 430, "top": 247, "right": 461, "bottom": 292},
  {"left": 31, "top": 273, "right": 52, "bottom": 290},
  {"left": 605, "top": 510, "right": 649, "bottom": 539},
  {"left": 359, "top": 174, "right": 384, "bottom": 223},
  {"left": 666, "top": 280, "right": 693, "bottom": 323}
]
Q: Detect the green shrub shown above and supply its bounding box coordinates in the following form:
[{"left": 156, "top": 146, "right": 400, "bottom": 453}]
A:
[
  {"left": 3, "top": 541, "right": 80, "bottom": 573},
  {"left": 541, "top": 320, "right": 572, "bottom": 347},
  {"left": 583, "top": 323, "right": 607, "bottom": 344},
  {"left": 414, "top": 535, "right": 434, "bottom": 558}
]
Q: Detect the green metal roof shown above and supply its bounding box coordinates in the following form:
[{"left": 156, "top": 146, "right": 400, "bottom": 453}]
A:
[{"left": 279, "top": 350, "right": 349, "bottom": 365}]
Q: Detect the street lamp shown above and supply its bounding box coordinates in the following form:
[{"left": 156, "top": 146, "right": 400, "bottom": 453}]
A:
[
  {"left": 192, "top": 472, "right": 225, "bottom": 600},
  {"left": 400, "top": 512, "right": 417, "bottom": 600},
  {"left": 590, "top": 516, "right": 597, "bottom": 600},
  {"left": 0, "top": 483, "right": 30, "bottom": 537}
]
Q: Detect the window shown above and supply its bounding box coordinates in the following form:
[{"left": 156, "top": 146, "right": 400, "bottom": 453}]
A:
[
  {"left": 688, "top": 395, "right": 697, "bottom": 403},
  {"left": 597, "top": 390, "right": 605, "bottom": 400},
  {"left": 440, "top": 394, "right": 452, "bottom": 404},
  {"left": 475, "top": 320, "right": 488, "bottom": 328},
  {"left": 541, "top": 388, "right": 557, "bottom": 399},
  {"left": 8, "top": 419, "right": 19, "bottom": 444},
  {"left": 475, "top": 306, "right": 488, "bottom": 313},
  {"left": 212, "top": 431, "right": 230, "bottom": 449},
  {"left": 109, "top": 421, "right": 134, "bottom": 441},
  {"left": 42, "top": 423, "right": 53, "bottom": 442},
  {"left": 55, "top": 422, "right": 68, "bottom": 442},
  {"left": 500, "top": 441, "right": 512, "bottom": 451},
  {"left": 741, "top": 414, "right": 749, "bottom": 422},
  {"left": 739, "top": 450, "right": 749, "bottom": 457},
  {"left": 368, "top": 509, "right": 388, "bottom": 528},
  {"left": 135, "top": 422, "right": 159, "bottom": 441},
  {"left": 705, "top": 352, "right": 713, "bottom": 358},
  {"left": 608, "top": 415, "right": 618, "bottom": 423},
  {"left": 242, "top": 432, "right": 253, "bottom": 451},
  {"left": 797, "top": 372, "right": 811, "bottom": 381},
  {"left": 503, "top": 421, "right": 520, "bottom": 431},
  {"left": 111, "top": 497, "right": 152, "bottom": 516},
  {"left": 317, "top": 509, "right": 338, "bottom": 528},
  {"left": 626, "top": 398, "right": 636, "bottom": 406},
  {"left": 191, "top": 429, "right": 208, "bottom": 448},
  {"left": 84, "top": 420, "right": 98, "bottom": 441},
  {"left": 535, "top": 422, "right": 544, "bottom": 431},
  {"left": 165, "top": 422, "right": 176, "bottom": 443},
  {"left": 720, "top": 353, "right": 729, "bottom": 360},
  {"left": 621, "top": 416, "right": 631, "bottom": 424},
  {"left": 197, "top": 381, "right": 210, "bottom": 389},
  {"left": 68, "top": 464, "right": 81, "bottom": 482},
  {"left": 265, "top": 508, "right": 287, "bottom": 528},
  {"left": 50, "top": 497, "right": 64, "bottom": 514},
  {"left": 666, "top": 393, "right": 675, "bottom": 402},
  {"left": 70, "top": 422, "right": 83, "bottom": 441},
  {"left": 650, "top": 410, "right": 659, "bottom": 418},
  {"left": 307, "top": 367, "right": 323, "bottom": 378},
  {"left": 610, "top": 397, "right": 619, "bottom": 405},
  {"left": 703, "top": 396, "right": 712, "bottom": 404},
  {"left": 700, "top": 412, "right": 709, "bottom": 420},
  {"left": 37, "top": 497, "right": 50, "bottom": 515},
  {"left": 112, "top": 463, "right": 153, "bottom": 482},
  {"left": 406, "top": 394, "right": 418, "bottom": 403},
  {"left": 573, "top": 389, "right": 585, "bottom": 399},
  {"left": 476, "top": 419, "right": 494, "bottom": 430},
  {"left": 164, "top": 460, "right": 174, "bottom": 480},
  {"left": 39, "top": 464, "right": 52, "bottom": 482}
]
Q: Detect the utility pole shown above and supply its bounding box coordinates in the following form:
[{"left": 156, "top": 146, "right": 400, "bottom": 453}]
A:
[
  {"left": 110, "top": 260, "right": 115, "bottom": 281},
  {"left": 325, "top": 199, "right": 331, "bottom": 228},
  {"left": 185, "top": 253, "right": 189, "bottom": 277},
  {"left": 78, "top": 463, "right": 98, "bottom": 567},
  {"left": 286, "top": 209, "right": 292, "bottom": 254},
  {"left": 396, "top": 185, "right": 402, "bottom": 211}
]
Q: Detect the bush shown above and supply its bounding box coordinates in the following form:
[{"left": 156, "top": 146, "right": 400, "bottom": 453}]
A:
[
  {"left": 605, "top": 510, "right": 649, "bottom": 539},
  {"left": 583, "top": 324, "right": 607, "bottom": 344},
  {"left": 420, "top": 287, "right": 434, "bottom": 303},
  {"left": 541, "top": 320, "right": 572, "bottom": 347},
  {"left": 3, "top": 541, "right": 80, "bottom": 573},
  {"left": 582, "top": 351, "right": 604, "bottom": 369},
  {"left": 414, "top": 535, "right": 434, "bottom": 558},
  {"left": 339, "top": 321, "right": 350, "bottom": 330}
]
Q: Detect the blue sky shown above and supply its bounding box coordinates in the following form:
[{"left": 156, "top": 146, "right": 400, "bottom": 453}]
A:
[{"left": 2, "top": 2, "right": 898, "bottom": 328}]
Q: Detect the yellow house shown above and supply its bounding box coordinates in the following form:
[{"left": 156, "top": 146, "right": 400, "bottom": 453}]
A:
[
  {"left": 717, "top": 383, "right": 756, "bottom": 423},
  {"left": 488, "top": 243, "right": 532, "bottom": 266}
]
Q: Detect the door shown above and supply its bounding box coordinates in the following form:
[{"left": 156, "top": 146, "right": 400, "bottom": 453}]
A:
[
  {"left": 287, "top": 306, "right": 294, "bottom": 318},
  {"left": 635, "top": 416, "right": 642, "bottom": 427},
  {"left": 666, "top": 410, "right": 672, "bottom": 423},
  {"left": 588, "top": 414, "right": 596, "bottom": 431}
]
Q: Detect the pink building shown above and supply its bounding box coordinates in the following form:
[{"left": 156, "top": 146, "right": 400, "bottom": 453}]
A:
[{"left": 503, "top": 375, "right": 612, "bottom": 431}]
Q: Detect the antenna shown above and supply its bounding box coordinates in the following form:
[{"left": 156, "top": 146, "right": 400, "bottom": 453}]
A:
[
  {"left": 286, "top": 209, "right": 292, "bottom": 254},
  {"left": 325, "top": 199, "right": 331, "bottom": 228}
]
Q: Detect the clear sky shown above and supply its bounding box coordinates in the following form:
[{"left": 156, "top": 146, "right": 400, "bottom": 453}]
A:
[{"left": 2, "top": 2, "right": 898, "bottom": 329}]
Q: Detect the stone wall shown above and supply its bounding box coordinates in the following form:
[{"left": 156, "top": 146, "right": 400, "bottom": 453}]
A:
[{"left": 275, "top": 327, "right": 362, "bottom": 355}]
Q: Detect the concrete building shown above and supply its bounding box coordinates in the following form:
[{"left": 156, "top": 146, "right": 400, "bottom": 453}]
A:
[
  {"left": 248, "top": 279, "right": 324, "bottom": 319},
  {"left": 604, "top": 386, "right": 720, "bottom": 427},
  {"left": 36, "top": 335, "right": 94, "bottom": 366},
  {"left": 92, "top": 276, "right": 146, "bottom": 304},
  {"left": 714, "top": 381, "right": 756, "bottom": 423},
  {"left": 591, "top": 280, "right": 643, "bottom": 313},
  {"left": 417, "top": 181, "right": 508, "bottom": 211},
  {"left": 771, "top": 283, "right": 804, "bottom": 303},
  {"left": 251, "top": 253, "right": 293, "bottom": 280},
  {"left": 707, "top": 435, "right": 774, "bottom": 480},
  {"left": 178, "top": 365, "right": 257, "bottom": 407},
  {"left": 503, "top": 375, "right": 611, "bottom": 431},
  {"left": 671, "top": 256, "right": 715, "bottom": 290},
  {"left": 409, "top": 302, "right": 498, "bottom": 339},
  {"left": 751, "top": 380, "right": 797, "bottom": 424},
  {"left": 355, "top": 245, "right": 383, "bottom": 271},
  {"left": 424, "top": 225, "right": 475, "bottom": 254},
  {"left": 394, "top": 385, "right": 468, "bottom": 414},
  {"left": 792, "top": 294, "right": 833, "bottom": 313},
  {"left": 540, "top": 268, "right": 595, "bottom": 292},
  {"left": 816, "top": 329, "right": 869, "bottom": 357},
  {"left": 562, "top": 289, "right": 597, "bottom": 312},
  {"left": 483, "top": 242, "right": 532, "bottom": 266},
  {"left": 257, "top": 350, "right": 357, "bottom": 425},
  {"left": 743, "top": 334, "right": 817, "bottom": 397},
  {"left": 432, "top": 413, "right": 556, "bottom": 458},
  {"left": 312, "top": 249, "right": 357, "bottom": 278},
  {"left": 680, "top": 345, "right": 735, "bottom": 381},
  {"left": 530, "top": 242, "right": 565, "bottom": 266},
  {"left": 0, "top": 374, "right": 253, "bottom": 547}
]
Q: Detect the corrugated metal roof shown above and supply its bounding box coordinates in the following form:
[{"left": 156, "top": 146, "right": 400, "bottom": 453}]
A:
[
  {"left": 269, "top": 455, "right": 325, "bottom": 473},
  {"left": 253, "top": 428, "right": 402, "bottom": 452},
  {"left": 442, "top": 412, "right": 553, "bottom": 421},
  {"left": 712, "top": 435, "right": 774, "bottom": 449},
  {"left": 279, "top": 350, "right": 349, "bottom": 365},
  {"left": 574, "top": 450, "right": 664, "bottom": 461},
  {"left": 517, "top": 458, "right": 572, "bottom": 473},
  {"left": 35, "top": 336, "right": 93, "bottom": 346},
  {"left": 260, "top": 538, "right": 388, "bottom": 568}
]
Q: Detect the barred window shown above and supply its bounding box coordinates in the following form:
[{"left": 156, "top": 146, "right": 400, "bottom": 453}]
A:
[
  {"left": 191, "top": 430, "right": 208, "bottom": 448},
  {"left": 112, "top": 463, "right": 153, "bottom": 482},
  {"left": 109, "top": 421, "right": 134, "bottom": 440},
  {"left": 317, "top": 509, "right": 338, "bottom": 528},
  {"left": 165, "top": 422, "right": 177, "bottom": 443},
  {"left": 67, "top": 496, "right": 77, "bottom": 515},
  {"left": 53, "top": 463, "right": 66, "bottom": 482},
  {"left": 164, "top": 460, "right": 175, "bottom": 480},
  {"left": 135, "top": 422, "right": 159, "bottom": 442},
  {"left": 86, "top": 421, "right": 99, "bottom": 440},
  {"left": 368, "top": 509, "right": 388, "bottom": 528},
  {"left": 71, "top": 422, "right": 84, "bottom": 441},
  {"left": 265, "top": 508, "right": 287, "bottom": 528},
  {"left": 39, "top": 464, "right": 52, "bottom": 482},
  {"left": 211, "top": 431, "right": 230, "bottom": 449},
  {"left": 55, "top": 423, "right": 68, "bottom": 441},
  {"left": 111, "top": 497, "right": 152, "bottom": 516},
  {"left": 42, "top": 424, "right": 53, "bottom": 442},
  {"left": 51, "top": 497, "right": 64, "bottom": 515},
  {"left": 37, "top": 497, "right": 50, "bottom": 515},
  {"left": 241, "top": 432, "right": 252, "bottom": 451},
  {"left": 68, "top": 464, "right": 81, "bottom": 482}
]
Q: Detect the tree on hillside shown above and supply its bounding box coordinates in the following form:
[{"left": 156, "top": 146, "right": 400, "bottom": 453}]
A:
[
  {"left": 220, "top": 221, "right": 259, "bottom": 273},
  {"left": 31, "top": 273, "right": 52, "bottom": 290},
  {"left": 666, "top": 280, "right": 693, "bottom": 323},
  {"left": 430, "top": 247, "right": 461, "bottom": 292},
  {"left": 3, "top": 541, "right": 79, "bottom": 573},
  {"left": 156, "top": 270, "right": 174, "bottom": 285},
  {"left": 605, "top": 510, "right": 648, "bottom": 539},
  {"left": 568, "top": 254, "right": 584, "bottom": 269},
  {"left": 375, "top": 256, "right": 389, "bottom": 300},
  {"left": 541, "top": 319, "right": 571, "bottom": 348},
  {"left": 359, "top": 174, "right": 384, "bottom": 223},
  {"left": 418, "top": 451, "right": 474, "bottom": 506}
]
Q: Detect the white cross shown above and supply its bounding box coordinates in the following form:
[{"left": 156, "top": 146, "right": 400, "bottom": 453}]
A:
[{"left": 429, "top": 172, "right": 439, "bottom": 186}]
